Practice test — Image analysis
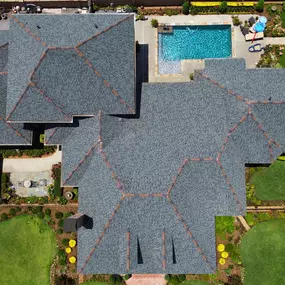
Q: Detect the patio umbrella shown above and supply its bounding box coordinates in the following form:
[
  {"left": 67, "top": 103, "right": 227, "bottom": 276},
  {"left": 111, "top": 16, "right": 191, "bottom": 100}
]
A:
[
  {"left": 254, "top": 22, "right": 265, "bottom": 33},
  {"left": 259, "top": 16, "right": 267, "bottom": 25}
]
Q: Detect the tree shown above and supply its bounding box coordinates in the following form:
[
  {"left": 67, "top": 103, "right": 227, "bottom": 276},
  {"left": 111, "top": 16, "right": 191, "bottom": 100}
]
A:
[
  {"left": 219, "top": 1, "right": 228, "bottom": 13},
  {"left": 255, "top": 0, "right": 264, "bottom": 12},
  {"left": 182, "top": 1, "right": 190, "bottom": 15}
]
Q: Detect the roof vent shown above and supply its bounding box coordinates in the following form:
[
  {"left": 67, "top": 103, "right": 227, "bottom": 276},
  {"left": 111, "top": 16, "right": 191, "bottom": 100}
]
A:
[
  {"left": 137, "top": 237, "right": 143, "bottom": 264},
  {"left": 118, "top": 118, "right": 123, "bottom": 122},
  {"left": 172, "top": 238, "right": 177, "bottom": 264}
]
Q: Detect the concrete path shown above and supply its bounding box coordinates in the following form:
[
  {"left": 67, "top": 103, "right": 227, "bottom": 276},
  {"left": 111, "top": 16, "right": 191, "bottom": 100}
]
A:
[
  {"left": 264, "top": 37, "right": 285, "bottom": 45},
  {"left": 247, "top": 205, "right": 285, "bottom": 211},
  {"left": 2, "top": 149, "right": 62, "bottom": 173},
  {"left": 126, "top": 274, "right": 167, "bottom": 285}
]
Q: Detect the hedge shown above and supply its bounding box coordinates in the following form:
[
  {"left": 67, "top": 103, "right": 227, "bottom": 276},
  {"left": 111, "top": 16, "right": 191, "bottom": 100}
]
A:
[
  {"left": 9, "top": 208, "right": 16, "bottom": 216},
  {"left": 1, "top": 213, "right": 8, "bottom": 221},
  {"left": 1, "top": 173, "right": 9, "bottom": 194},
  {"left": 53, "top": 167, "right": 62, "bottom": 197},
  {"left": 0, "top": 146, "right": 56, "bottom": 158}
]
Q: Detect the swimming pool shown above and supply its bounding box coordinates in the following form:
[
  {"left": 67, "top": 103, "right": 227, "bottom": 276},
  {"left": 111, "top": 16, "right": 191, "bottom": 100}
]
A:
[{"left": 158, "top": 25, "right": 232, "bottom": 74}]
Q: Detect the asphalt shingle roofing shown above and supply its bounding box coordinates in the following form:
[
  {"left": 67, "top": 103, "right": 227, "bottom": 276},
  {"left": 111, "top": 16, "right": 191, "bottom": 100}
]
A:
[
  {"left": 0, "top": 31, "right": 32, "bottom": 145},
  {"left": 44, "top": 58, "right": 284, "bottom": 274},
  {"left": 7, "top": 14, "right": 135, "bottom": 122}
]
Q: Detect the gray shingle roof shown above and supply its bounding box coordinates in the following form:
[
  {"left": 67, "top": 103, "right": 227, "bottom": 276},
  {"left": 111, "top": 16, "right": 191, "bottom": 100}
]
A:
[
  {"left": 6, "top": 14, "right": 135, "bottom": 122},
  {"left": 0, "top": 31, "right": 32, "bottom": 145},
  {"left": 44, "top": 58, "right": 285, "bottom": 274}
]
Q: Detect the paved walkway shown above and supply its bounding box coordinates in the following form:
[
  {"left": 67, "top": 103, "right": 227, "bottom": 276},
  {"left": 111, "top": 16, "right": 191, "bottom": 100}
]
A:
[
  {"left": 264, "top": 37, "right": 285, "bottom": 45},
  {"left": 2, "top": 149, "right": 62, "bottom": 173},
  {"left": 126, "top": 275, "right": 166, "bottom": 285}
]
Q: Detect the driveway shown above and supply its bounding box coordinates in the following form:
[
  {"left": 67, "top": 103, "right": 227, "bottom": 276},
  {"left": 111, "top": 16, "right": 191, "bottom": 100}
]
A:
[{"left": 3, "top": 149, "right": 62, "bottom": 173}]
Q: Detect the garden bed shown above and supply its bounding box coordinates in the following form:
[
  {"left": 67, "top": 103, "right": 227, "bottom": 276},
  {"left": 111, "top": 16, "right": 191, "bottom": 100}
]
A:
[
  {"left": 263, "top": 4, "right": 285, "bottom": 37},
  {"left": 0, "top": 146, "right": 56, "bottom": 158},
  {"left": 257, "top": 44, "right": 285, "bottom": 68}
]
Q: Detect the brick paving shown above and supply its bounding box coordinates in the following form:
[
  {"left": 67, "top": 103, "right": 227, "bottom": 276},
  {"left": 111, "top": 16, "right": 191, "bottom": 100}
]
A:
[{"left": 126, "top": 274, "right": 167, "bottom": 285}]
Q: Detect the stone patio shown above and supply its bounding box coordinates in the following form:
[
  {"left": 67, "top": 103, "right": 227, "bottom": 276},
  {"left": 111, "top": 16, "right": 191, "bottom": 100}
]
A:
[{"left": 10, "top": 171, "right": 53, "bottom": 197}]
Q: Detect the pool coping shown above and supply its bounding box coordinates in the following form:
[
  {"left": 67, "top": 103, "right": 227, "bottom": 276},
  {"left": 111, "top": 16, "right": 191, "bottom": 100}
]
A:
[{"left": 155, "top": 22, "right": 235, "bottom": 77}]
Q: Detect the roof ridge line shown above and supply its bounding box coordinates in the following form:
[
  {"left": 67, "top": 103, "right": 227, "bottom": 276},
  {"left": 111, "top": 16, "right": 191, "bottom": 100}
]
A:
[
  {"left": 78, "top": 196, "right": 125, "bottom": 274},
  {"left": 216, "top": 112, "right": 249, "bottom": 213},
  {"left": 100, "top": 147, "right": 125, "bottom": 194},
  {"left": 195, "top": 71, "right": 246, "bottom": 103},
  {"left": 45, "top": 127, "right": 59, "bottom": 145},
  {"left": 75, "top": 15, "right": 133, "bottom": 48},
  {"left": 167, "top": 157, "right": 214, "bottom": 197},
  {"left": 33, "top": 84, "right": 72, "bottom": 121},
  {"left": 0, "top": 116, "right": 31, "bottom": 144},
  {"left": 249, "top": 112, "right": 281, "bottom": 162},
  {"left": 168, "top": 198, "right": 215, "bottom": 272},
  {"left": 74, "top": 47, "right": 135, "bottom": 114},
  {"left": 10, "top": 15, "right": 47, "bottom": 47},
  {"left": 63, "top": 140, "right": 99, "bottom": 185}
]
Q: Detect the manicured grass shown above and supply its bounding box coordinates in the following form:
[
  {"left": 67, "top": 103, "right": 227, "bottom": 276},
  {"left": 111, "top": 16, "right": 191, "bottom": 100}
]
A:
[
  {"left": 240, "top": 219, "right": 285, "bottom": 285},
  {"left": 0, "top": 215, "right": 56, "bottom": 285},
  {"left": 250, "top": 161, "right": 285, "bottom": 200}
]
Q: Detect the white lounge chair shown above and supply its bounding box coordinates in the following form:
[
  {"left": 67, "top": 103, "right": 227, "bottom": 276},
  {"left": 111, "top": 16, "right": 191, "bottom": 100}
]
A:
[{"left": 245, "top": 32, "right": 264, "bottom": 41}]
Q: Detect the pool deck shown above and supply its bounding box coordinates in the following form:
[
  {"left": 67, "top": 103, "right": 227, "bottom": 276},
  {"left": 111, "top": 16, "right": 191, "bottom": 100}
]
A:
[{"left": 135, "top": 14, "right": 265, "bottom": 82}]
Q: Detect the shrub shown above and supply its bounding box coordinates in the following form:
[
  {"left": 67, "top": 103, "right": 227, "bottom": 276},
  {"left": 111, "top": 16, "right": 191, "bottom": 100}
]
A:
[
  {"left": 9, "top": 208, "right": 17, "bottom": 216},
  {"left": 64, "top": 212, "right": 73, "bottom": 218},
  {"left": 15, "top": 207, "right": 21, "bottom": 213},
  {"left": 58, "top": 219, "right": 64, "bottom": 228},
  {"left": 225, "top": 243, "right": 234, "bottom": 252},
  {"left": 190, "top": 6, "right": 198, "bottom": 15},
  {"left": 1, "top": 173, "right": 9, "bottom": 194},
  {"left": 189, "top": 73, "right": 194, "bottom": 80},
  {"left": 55, "top": 275, "right": 76, "bottom": 285},
  {"left": 39, "top": 134, "right": 45, "bottom": 144},
  {"left": 57, "top": 228, "right": 64, "bottom": 234},
  {"left": 62, "top": 238, "right": 69, "bottom": 246},
  {"left": 215, "top": 216, "right": 235, "bottom": 238},
  {"left": 178, "top": 274, "right": 186, "bottom": 281},
  {"left": 32, "top": 206, "right": 43, "bottom": 214},
  {"left": 232, "top": 16, "right": 240, "bottom": 26},
  {"left": 182, "top": 1, "right": 190, "bottom": 15},
  {"left": 92, "top": 4, "right": 100, "bottom": 11},
  {"left": 219, "top": 1, "right": 228, "bottom": 13},
  {"left": 55, "top": 212, "right": 64, "bottom": 219},
  {"left": 169, "top": 275, "right": 180, "bottom": 285},
  {"left": 164, "top": 275, "right": 170, "bottom": 281},
  {"left": 151, "top": 19, "right": 158, "bottom": 28},
  {"left": 1, "top": 213, "right": 8, "bottom": 221},
  {"left": 124, "top": 274, "right": 132, "bottom": 280},
  {"left": 255, "top": 0, "right": 264, "bottom": 12},
  {"left": 45, "top": 208, "right": 51, "bottom": 216},
  {"left": 37, "top": 212, "right": 45, "bottom": 219},
  {"left": 283, "top": 2, "right": 285, "bottom": 12},
  {"left": 58, "top": 196, "right": 68, "bottom": 205}
]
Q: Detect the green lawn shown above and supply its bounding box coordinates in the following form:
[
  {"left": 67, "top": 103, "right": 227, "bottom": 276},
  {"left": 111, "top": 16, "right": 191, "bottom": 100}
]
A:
[
  {"left": 240, "top": 219, "right": 285, "bottom": 285},
  {"left": 250, "top": 161, "right": 285, "bottom": 200},
  {"left": 0, "top": 215, "right": 56, "bottom": 285}
]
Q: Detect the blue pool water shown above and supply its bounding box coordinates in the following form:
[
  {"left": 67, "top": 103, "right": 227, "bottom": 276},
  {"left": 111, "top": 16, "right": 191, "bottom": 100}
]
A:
[{"left": 158, "top": 25, "right": 232, "bottom": 74}]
